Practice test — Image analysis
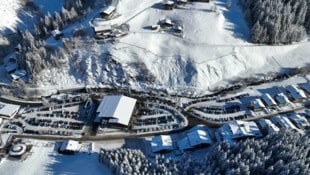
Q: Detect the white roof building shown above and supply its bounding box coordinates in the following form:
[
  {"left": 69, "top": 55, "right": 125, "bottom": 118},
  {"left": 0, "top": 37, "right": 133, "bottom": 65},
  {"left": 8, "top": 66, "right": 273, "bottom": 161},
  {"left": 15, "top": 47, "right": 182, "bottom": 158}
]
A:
[
  {"left": 271, "top": 116, "right": 297, "bottom": 130},
  {"left": 151, "top": 135, "right": 173, "bottom": 153},
  {"left": 100, "top": 6, "right": 116, "bottom": 16},
  {"left": 96, "top": 95, "right": 137, "bottom": 126},
  {"left": 275, "top": 93, "right": 290, "bottom": 106},
  {"left": 286, "top": 114, "right": 309, "bottom": 129},
  {"left": 261, "top": 93, "right": 277, "bottom": 107},
  {"left": 286, "top": 85, "right": 307, "bottom": 101},
  {"left": 218, "top": 120, "right": 262, "bottom": 141},
  {"left": 257, "top": 119, "right": 280, "bottom": 134},
  {"left": 94, "top": 25, "right": 112, "bottom": 33},
  {"left": 250, "top": 98, "right": 265, "bottom": 111},
  {"left": 178, "top": 126, "right": 212, "bottom": 152},
  {"left": 301, "top": 83, "right": 310, "bottom": 94},
  {"left": 162, "top": 0, "right": 175, "bottom": 5},
  {"left": 0, "top": 102, "right": 20, "bottom": 119},
  {"left": 59, "top": 140, "right": 81, "bottom": 152}
]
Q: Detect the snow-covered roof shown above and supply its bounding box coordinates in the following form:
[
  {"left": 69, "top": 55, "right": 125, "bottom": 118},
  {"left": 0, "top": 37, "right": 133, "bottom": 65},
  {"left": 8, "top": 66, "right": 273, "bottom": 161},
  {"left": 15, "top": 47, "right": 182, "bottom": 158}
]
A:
[
  {"left": 151, "top": 135, "right": 173, "bottom": 153},
  {"left": 261, "top": 93, "right": 277, "bottom": 107},
  {"left": 177, "top": 137, "right": 191, "bottom": 151},
  {"left": 258, "top": 119, "right": 280, "bottom": 134},
  {"left": 275, "top": 93, "right": 290, "bottom": 105},
  {"left": 59, "top": 140, "right": 80, "bottom": 152},
  {"left": 162, "top": 0, "right": 174, "bottom": 5},
  {"left": 0, "top": 102, "right": 20, "bottom": 118},
  {"left": 220, "top": 120, "right": 262, "bottom": 140},
  {"left": 4, "top": 63, "right": 18, "bottom": 73},
  {"left": 187, "top": 129, "right": 212, "bottom": 147},
  {"left": 101, "top": 6, "right": 116, "bottom": 15},
  {"left": 0, "top": 133, "right": 12, "bottom": 149},
  {"left": 96, "top": 95, "right": 137, "bottom": 126},
  {"left": 52, "top": 29, "right": 62, "bottom": 36},
  {"left": 161, "top": 18, "right": 172, "bottom": 25},
  {"left": 287, "top": 114, "right": 309, "bottom": 128},
  {"left": 10, "top": 70, "right": 27, "bottom": 80},
  {"left": 94, "top": 25, "right": 112, "bottom": 33},
  {"left": 250, "top": 99, "right": 265, "bottom": 110},
  {"left": 286, "top": 85, "right": 307, "bottom": 101},
  {"left": 271, "top": 116, "right": 297, "bottom": 130},
  {"left": 300, "top": 83, "right": 310, "bottom": 94}
]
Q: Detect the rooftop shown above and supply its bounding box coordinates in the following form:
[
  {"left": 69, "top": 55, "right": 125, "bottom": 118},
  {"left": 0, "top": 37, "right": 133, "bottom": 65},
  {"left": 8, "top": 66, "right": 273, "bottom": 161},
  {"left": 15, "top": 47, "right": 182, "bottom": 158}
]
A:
[
  {"left": 261, "top": 93, "right": 277, "bottom": 106},
  {"left": 0, "top": 102, "right": 20, "bottom": 118},
  {"left": 59, "top": 140, "right": 81, "bottom": 152},
  {"left": 286, "top": 85, "right": 307, "bottom": 100},
  {"left": 151, "top": 135, "right": 173, "bottom": 153},
  {"left": 96, "top": 95, "right": 137, "bottom": 126}
]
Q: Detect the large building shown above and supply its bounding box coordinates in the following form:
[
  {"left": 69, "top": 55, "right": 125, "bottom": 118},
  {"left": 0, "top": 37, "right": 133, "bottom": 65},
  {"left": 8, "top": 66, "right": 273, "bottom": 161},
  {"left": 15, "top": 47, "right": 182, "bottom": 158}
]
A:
[
  {"left": 59, "top": 140, "right": 81, "bottom": 154},
  {"left": 0, "top": 102, "right": 20, "bottom": 119},
  {"left": 257, "top": 119, "right": 280, "bottom": 135},
  {"left": 286, "top": 114, "right": 309, "bottom": 129},
  {"left": 216, "top": 120, "right": 262, "bottom": 142},
  {"left": 249, "top": 98, "right": 265, "bottom": 111},
  {"left": 177, "top": 125, "right": 212, "bottom": 152},
  {"left": 270, "top": 115, "right": 297, "bottom": 130},
  {"left": 261, "top": 93, "right": 277, "bottom": 107},
  {"left": 151, "top": 135, "right": 174, "bottom": 153},
  {"left": 286, "top": 85, "right": 307, "bottom": 102},
  {"left": 275, "top": 93, "right": 290, "bottom": 106},
  {"left": 96, "top": 95, "right": 137, "bottom": 126}
]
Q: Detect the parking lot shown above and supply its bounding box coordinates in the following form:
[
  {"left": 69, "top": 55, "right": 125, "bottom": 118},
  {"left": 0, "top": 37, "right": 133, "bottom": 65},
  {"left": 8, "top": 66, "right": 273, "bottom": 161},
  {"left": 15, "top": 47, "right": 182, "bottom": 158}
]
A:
[{"left": 2, "top": 101, "right": 95, "bottom": 136}]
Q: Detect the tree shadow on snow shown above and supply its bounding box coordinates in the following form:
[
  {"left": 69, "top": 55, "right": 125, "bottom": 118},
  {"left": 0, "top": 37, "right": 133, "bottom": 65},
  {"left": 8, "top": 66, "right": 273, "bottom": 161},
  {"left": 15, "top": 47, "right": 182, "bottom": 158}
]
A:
[
  {"left": 44, "top": 151, "right": 112, "bottom": 175},
  {"left": 215, "top": 0, "right": 250, "bottom": 42}
]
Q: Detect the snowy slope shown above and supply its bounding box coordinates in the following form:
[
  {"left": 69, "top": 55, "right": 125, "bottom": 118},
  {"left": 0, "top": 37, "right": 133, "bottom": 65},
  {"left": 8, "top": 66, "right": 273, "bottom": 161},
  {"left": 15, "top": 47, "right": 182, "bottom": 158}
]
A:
[
  {"left": 1, "top": 0, "right": 310, "bottom": 94},
  {"left": 0, "top": 0, "right": 23, "bottom": 32}
]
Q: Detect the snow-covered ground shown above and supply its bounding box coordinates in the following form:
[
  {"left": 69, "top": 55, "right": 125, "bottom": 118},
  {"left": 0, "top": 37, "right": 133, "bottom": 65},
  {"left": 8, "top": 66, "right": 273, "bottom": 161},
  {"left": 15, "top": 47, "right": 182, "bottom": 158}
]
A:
[
  {"left": 0, "top": 0, "right": 23, "bottom": 32},
  {"left": 0, "top": 140, "right": 113, "bottom": 175},
  {"left": 1, "top": 0, "right": 309, "bottom": 95}
]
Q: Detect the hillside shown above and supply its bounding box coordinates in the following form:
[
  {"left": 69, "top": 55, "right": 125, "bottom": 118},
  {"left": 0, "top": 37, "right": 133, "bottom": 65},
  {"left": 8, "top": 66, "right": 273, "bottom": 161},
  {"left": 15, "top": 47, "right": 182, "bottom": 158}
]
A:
[{"left": 0, "top": 0, "right": 310, "bottom": 95}]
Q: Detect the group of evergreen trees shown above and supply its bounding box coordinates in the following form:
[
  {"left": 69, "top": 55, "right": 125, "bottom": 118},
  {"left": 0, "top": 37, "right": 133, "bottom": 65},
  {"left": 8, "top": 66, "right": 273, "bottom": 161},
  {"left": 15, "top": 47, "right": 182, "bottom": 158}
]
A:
[
  {"left": 34, "top": 0, "right": 94, "bottom": 37},
  {"left": 240, "top": 0, "right": 310, "bottom": 44},
  {"left": 100, "top": 130, "right": 310, "bottom": 175}
]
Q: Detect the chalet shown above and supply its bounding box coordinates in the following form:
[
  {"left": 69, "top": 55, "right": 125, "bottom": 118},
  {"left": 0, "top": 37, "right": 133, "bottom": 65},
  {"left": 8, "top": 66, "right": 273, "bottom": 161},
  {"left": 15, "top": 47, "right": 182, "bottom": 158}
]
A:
[
  {"left": 177, "top": 126, "right": 212, "bottom": 152},
  {"left": 257, "top": 119, "right": 280, "bottom": 135},
  {"left": 286, "top": 114, "right": 309, "bottom": 129},
  {"left": 10, "top": 70, "right": 27, "bottom": 81},
  {"left": 151, "top": 135, "right": 174, "bottom": 153},
  {"left": 249, "top": 99, "right": 265, "bottom": 111},
  {"left": 286, "top": 85, "right": 307, "bottom": 102},
  {"left": 58, "top": 140, "right": 81, "bottom": 154},
  {"left": 100, "top": 6, "right": 116, "bottom": 19},
  {"left": 270, "top": 115, "right": 297, "bottom": 130},
  {"left": 261, "top": 93, "right": 277, "bottom": 107},
  {"left": 175, "top": 25, "right": 183, "bottom": 33},
  {"left": 177, "top": 0, "right": 188, "bottom": 5},
  {"left": 52, "top": 29, "right": 64, "bottom": 40},
  {"left": 160, "top": 18, "right": 173, "bottom": 28},
  {"left": 162, "top": 0, "right": 175, "bottom": 10},
  {"left": 151, "top": 24, "right": 160, "bottom": 30},
  {"left": 300, "top": 83, "right": 310, "bottom": 95},
  {"left": 193, "top": 0, "right": 210, "bottom": 2},
  {"left": 275, "top": 93, "right": 290, "bottom": 106},
  {"left": 216, "top": 120, "right": 262, "bottom": 142},
  {"left": 93, "top": 25, "right": 113, "bottom": 39}
]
